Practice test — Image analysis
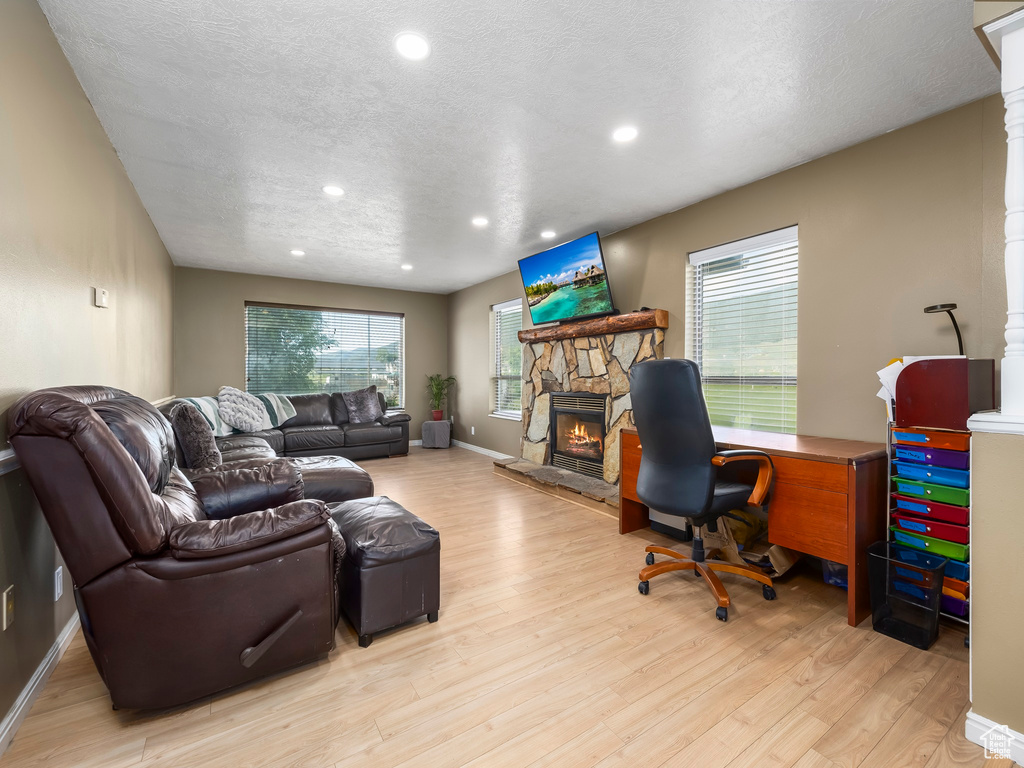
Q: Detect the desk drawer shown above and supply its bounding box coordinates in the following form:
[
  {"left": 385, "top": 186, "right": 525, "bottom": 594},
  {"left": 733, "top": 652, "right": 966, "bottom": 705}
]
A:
[
  {"left": 768, "top": 482, "right": 848, "bottom": 564},
  {"left": 771, "top": 456, "right": 848, "bottom": 494}
]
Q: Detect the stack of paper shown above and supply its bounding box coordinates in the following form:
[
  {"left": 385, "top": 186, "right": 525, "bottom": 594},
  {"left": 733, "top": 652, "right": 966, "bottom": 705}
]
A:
[{"left": 877, "top": 361, "right": 904, "bottom": 422}]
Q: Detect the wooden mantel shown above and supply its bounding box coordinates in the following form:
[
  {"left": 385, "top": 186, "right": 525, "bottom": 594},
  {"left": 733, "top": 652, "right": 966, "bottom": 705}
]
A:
[{"left": 517, "top": 309, "right": 668, "bottom": 344}]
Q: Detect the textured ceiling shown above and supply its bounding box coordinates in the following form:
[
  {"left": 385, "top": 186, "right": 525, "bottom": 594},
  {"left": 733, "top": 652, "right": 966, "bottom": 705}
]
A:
[{"left": 40, "top": 0, "right": 998, "bottom": 294}]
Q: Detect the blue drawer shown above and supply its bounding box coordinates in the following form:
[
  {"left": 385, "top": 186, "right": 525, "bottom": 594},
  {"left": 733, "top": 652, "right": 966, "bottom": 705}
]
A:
[
  {"left": 944, "top": 559, "right": 970, "bottom": 581},
  {"left": 893, "top": 461, "right": 969, "bottom": 489}
]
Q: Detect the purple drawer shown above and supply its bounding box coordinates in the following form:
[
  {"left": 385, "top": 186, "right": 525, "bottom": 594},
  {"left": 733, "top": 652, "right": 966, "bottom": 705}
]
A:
[
  {"left": 894, "top": 445, "right": 969, "bottom": 470},
  {"left": 941, "top": 594, "right": 969, "bottom": 617}
]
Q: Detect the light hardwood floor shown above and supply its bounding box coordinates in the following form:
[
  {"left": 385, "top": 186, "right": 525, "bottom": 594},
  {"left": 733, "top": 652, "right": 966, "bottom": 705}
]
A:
[{"left": 1, "top": 447, "right": 1003, "bottom": 768}]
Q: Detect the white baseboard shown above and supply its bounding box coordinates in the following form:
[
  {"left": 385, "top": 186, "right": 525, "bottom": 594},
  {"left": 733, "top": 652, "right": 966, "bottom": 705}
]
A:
[
  {"left": 965, "top": 709, "right": 1024, "bottom": 765},
  {"left": 409, "top": 440, "right": 423, "bottom": 447},
  {"left": 0, "top": 614, "right": 80, "bottom": 756},
  {"left": 451, "top": 440, "right": 514, "bottom": 461}
]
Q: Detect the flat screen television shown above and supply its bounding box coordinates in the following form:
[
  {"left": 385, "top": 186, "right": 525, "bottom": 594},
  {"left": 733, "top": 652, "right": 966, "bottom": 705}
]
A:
[{"left": 518, "top": 232, "right": 615, "bottom": 325}]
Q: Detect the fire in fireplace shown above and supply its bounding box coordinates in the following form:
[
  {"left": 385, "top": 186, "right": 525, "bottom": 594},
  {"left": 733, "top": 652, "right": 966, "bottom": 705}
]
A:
[
  {"left": 558, "top": 415, "right": 603, "bottom": 460},
  {"left": 549, "top": 392, "right": 606, "bottom": 477}
]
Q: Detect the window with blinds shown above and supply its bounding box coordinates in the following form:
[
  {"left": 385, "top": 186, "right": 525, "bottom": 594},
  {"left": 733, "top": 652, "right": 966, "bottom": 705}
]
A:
[
  {"left": 245, "top": 303, "right": 405, "bottom": 408},
  {"left": 492, "top": 298, "right": 523, "bottom": 417},
  {"left": 687, "top": 226, "right": 798, "bottom": 434}
]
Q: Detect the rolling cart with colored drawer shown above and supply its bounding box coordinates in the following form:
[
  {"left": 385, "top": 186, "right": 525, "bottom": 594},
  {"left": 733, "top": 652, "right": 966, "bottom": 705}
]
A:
[{"left": 888, "top": 425, "right": 972, "bottom": 629}]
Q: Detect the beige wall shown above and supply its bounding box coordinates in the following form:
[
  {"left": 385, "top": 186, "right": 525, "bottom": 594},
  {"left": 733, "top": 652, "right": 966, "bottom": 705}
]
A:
[
  {"left": 968, "top": 430, "right": 1024, "bottom": 734},
  {"left": 447, "top": 271, "right": 532, "bottom": 457},
  {"left": 173, "top": 268, "right": 448, "bottom": 439},
  {"left": 0, "top": 0, "right": 174, "bottom": 726},
  {"left": 449, "top": 96, "right": 1008, "bottom": 452}
]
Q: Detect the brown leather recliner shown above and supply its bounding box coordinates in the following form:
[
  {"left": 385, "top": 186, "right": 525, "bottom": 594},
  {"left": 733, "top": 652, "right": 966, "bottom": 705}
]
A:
[{"left": 8, "top": 386, "right": 341, "bottom": 710}]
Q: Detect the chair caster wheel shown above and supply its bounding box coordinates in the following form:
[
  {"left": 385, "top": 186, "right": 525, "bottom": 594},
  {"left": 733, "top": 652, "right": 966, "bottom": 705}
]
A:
[
  {"left": 716, "top": 606, "right": 728, "bottom": 622},
  {"left": 638, "top": 581, "right": 650, "bottom": 595},
  {"left": 762, "top": 585, "right": 777, "bottom": 601},
  {"left": 645, "top": 552, "right": 655, "bottom": 566}
]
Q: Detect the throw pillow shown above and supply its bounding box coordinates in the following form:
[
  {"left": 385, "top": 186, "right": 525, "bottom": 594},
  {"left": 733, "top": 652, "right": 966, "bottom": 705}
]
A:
[
  {"left": 218, "top": 386, "right": 269, "bottom": 433},
  {"left": 342, "top": 385, "right": 383, "bottom": 424},
  {"left": 169, "top": 402, "right": 223, "bottom": 470}
]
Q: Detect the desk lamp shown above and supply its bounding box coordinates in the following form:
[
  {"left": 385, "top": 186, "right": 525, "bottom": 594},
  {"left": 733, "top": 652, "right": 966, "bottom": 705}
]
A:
[{"left": 923, "top": 303, "right": 964, "bottom": 356}]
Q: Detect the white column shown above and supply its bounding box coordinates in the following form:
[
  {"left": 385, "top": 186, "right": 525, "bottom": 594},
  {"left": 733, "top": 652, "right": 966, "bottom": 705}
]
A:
[
  {"left": 967, "top": 18, "right": 1024, "bottom": 761},
  {"left": 1001, "top": 25, "right": 1024, "bottom": 414}
]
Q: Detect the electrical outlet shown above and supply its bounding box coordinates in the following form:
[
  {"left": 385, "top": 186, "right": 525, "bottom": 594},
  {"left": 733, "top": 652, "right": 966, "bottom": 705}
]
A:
[
  {"left": 2, "top": 586, "right": 13, "bottom": 631},
  {"left": 471, "top": 426, "right": 475, "bottom": 436},
  {"left": 54, "top": 567, "right": 63, "bottom": 602}
]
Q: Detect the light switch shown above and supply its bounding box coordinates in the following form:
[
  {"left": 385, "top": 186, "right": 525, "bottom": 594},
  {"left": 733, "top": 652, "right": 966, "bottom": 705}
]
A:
[{"left": 94, "top": 287, "right": 109, "bottom": 308}]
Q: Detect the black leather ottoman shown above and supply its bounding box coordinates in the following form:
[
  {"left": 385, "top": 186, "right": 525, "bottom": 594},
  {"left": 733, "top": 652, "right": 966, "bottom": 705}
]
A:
[{"left": 329, "top": 496, "right": 440, "bottom": 647}]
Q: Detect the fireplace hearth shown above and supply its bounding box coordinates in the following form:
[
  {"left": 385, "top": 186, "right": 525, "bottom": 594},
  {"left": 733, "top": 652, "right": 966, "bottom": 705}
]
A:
[{"left": 550, "top": 392, "right": 606, "bottom": 478}]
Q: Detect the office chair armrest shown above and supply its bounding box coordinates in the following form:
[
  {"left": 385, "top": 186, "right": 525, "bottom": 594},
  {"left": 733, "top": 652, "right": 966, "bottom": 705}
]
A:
[{"left": 711, "top": 450, "right": 774, "bottom": 507}]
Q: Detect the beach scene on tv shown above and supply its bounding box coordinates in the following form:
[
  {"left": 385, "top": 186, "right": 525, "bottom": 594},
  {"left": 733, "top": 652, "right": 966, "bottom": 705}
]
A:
[{"left": 519, "top": 233, "right": 614, "bottom": 324}]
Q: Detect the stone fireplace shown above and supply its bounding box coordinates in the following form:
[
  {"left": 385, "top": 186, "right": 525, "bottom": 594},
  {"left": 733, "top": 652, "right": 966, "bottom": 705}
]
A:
[{"left": 519, "top": 310, "right": 667, "bottom": 484}]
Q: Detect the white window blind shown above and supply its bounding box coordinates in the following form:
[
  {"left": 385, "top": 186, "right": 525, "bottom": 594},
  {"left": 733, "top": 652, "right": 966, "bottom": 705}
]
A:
[
  {"left": 687, "top": 226, "right": 798, "bottom": 434},
  {"left": 493, "top": 299, "right": 523, "bottom": 416},
  {"left": 245, "top": 303, "right": 405, "bottom": 408}
]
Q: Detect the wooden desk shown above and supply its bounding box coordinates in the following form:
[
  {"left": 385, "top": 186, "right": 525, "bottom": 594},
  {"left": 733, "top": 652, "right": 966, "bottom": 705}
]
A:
[{"left": 619, "top": 426, "right": 888, "bottom": 627}]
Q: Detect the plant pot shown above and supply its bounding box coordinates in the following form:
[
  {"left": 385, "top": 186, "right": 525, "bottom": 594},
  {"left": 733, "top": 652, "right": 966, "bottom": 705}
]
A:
[{"left": 432, "top": 410, "right": 444, "bottom": 421}]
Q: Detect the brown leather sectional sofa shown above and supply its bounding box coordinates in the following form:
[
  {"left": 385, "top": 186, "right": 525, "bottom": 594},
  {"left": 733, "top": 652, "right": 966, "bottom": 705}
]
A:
[
  {"left": 159, "top": 391, "right": 411, "bottom": 466},
  {"left": 7, "top": 386, "right": 378, "bottom": 709}
]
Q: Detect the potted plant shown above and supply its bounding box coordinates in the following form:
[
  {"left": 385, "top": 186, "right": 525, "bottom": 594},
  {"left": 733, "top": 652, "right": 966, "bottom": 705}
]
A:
[{"left": 426, "top": 374, "right": 456, "bottom": 421}]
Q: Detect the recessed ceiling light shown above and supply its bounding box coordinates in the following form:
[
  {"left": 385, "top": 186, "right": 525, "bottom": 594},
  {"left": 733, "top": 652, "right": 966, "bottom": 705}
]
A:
[
  {"left": 472, "top": 216, "right": 489, "bottom": 227},
  {"left": 612, "top": 125, "right": 638, "bottom": 143},
  {"left": 401, "top": 264, "right": 413, "bottom": 271},
  {"left": 541, "top": 230, "right": 556, "bottom": 239},
  {"left": 322, "top": 185, "right": 344, "bottom": 196},
  {"left": 290, "top": 249, "right": 305, "bottom": 257},
  {"left": 395, "top": 32, "right": 430, "bottom": 61}
]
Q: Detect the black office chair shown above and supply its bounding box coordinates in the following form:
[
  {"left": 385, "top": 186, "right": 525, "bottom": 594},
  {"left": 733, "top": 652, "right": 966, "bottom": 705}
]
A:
[{"left": 630, "top": 359, "right": 777, "bottom": 621}]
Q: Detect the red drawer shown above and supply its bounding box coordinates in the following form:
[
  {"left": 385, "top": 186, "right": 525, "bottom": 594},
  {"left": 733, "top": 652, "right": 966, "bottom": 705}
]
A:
[
  {"left": 892, "top": 513, "right": 969, "bottom": 544},
  {"left": 891, "top": 428, "right": 970, "bottom": 452},
  {"left": 891, "top": 494, "right": 969, "bottom": 525}
]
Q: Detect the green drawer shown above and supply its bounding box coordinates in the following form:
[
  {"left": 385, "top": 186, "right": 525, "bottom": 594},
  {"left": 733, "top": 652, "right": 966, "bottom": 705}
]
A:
[
  {"left": 891, "top": 477, "right": 969, "bottom": 507},
  {"left": 891, "top": 526, "right": 970, "bottom": 561}
]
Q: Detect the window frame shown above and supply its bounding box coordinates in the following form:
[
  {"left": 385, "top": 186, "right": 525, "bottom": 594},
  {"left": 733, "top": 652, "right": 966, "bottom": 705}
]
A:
[
  {"left": 686, "top": 225, "right": 798, "bottom": 434},
  {"left": 244, "top": 301, "right": 406, "bottom": 410},
  {"left": 491, "top": 298, "right": 524, "bottom": 420}
]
